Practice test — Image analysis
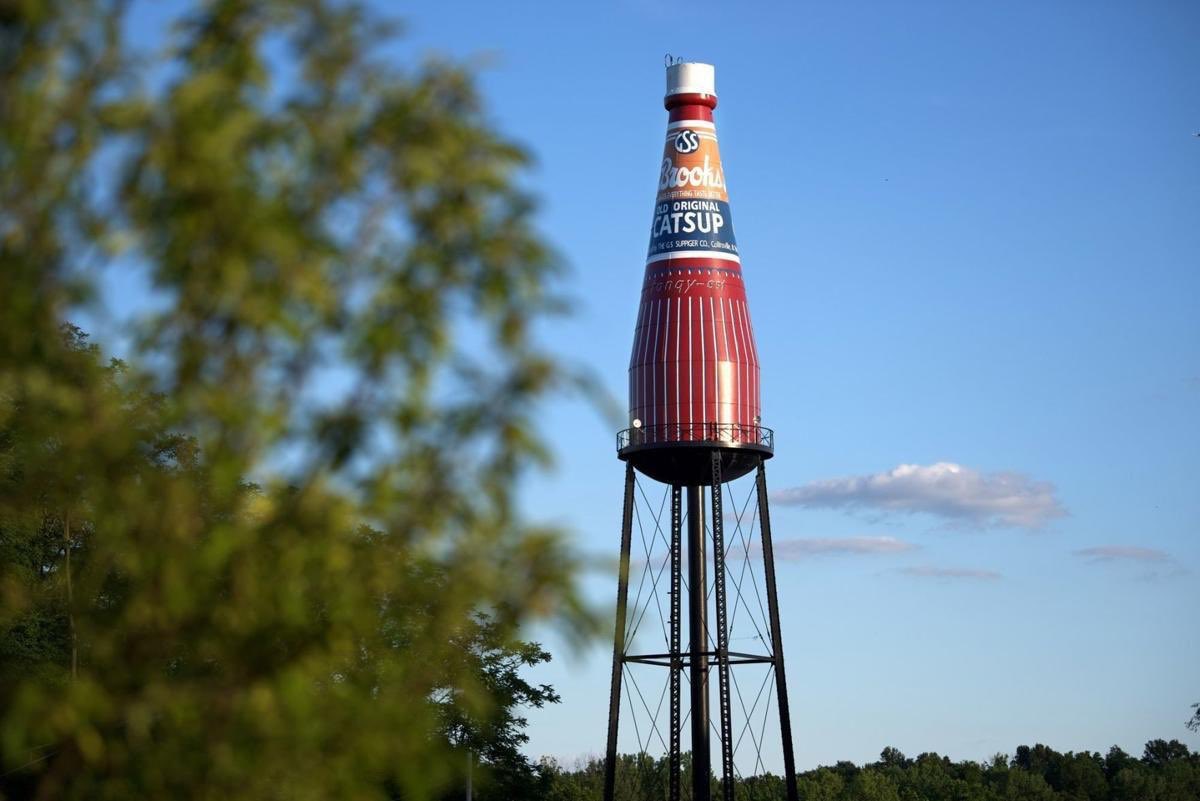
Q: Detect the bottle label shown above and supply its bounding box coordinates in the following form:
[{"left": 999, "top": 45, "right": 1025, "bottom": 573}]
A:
[{"left": 646, "top": 122, "right": 739, "bottom": 265}]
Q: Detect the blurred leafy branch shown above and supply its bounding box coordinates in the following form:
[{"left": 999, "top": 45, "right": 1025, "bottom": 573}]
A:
[{"left": 0, "top": 1, "right": 593, "bottom": 799}]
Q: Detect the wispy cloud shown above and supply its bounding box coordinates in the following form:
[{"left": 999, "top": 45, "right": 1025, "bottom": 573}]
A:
[
  {"left": 773, "top": 462, "right": 1066, "bottom": 529},
  {"left": 1073, "top": 545, "right": 1171, "bottom": 563},
  {"left": 1072, "top": 545, "right": 1186, "bottom": 581},
  {"left": 772, "top": 536, "right": 918, "bottom": 561},
  {"left": 898, "top": 566, "right": 1002, "bottom": 581}
]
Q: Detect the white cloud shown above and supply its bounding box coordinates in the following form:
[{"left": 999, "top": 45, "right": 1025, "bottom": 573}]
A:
[
  {"left": 773, "top": 462, "right": 1066, "bottom": 529},
  {"left": 898, "top": 566, "right": 1002, "bottom": 580},
  {"left": 771, "top": 536, "right": 918, "bottom": 561},
  {"left": 1073, "top": 545, "right": 1170, "bottom": 563}
]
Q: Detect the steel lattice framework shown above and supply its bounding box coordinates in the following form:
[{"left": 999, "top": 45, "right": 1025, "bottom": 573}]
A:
[{"left": 602, "top": 457, "right": 799, "bottom": 801}]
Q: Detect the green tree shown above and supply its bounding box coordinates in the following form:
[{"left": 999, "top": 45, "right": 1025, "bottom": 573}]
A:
[
  {"left": 797, "top": 766, "right": 844, "bottom": 801},
  {"left": 903, "top": 752, "right": 960, "bottom": 801},
  {"left": 1002, "top": 769, "right": 1057, "bottom": 801},
  {"left": 542, "top": 742, "right": 1200, "bottom": 801},
  {"left": 433, "top": 611, "right": 560, "bottom": 800},
  {"left": 1, "top": 1, "right": 586, "bottom": 799},
  {"left": 1141, "top": 739, "right": 1192, "bottom": 768},
  {"left": 877, "top": 746, "right": 911, "bottom": 770},
  {"left": 850, "top": 768, "right": 900, "bottom": 801},
  {"left": 538, "top": 757, "right": 596, "bottom": 801},
  {"left": 1104, "top": 745, "right": 1138, "bottom": 780},
  {"left": 1054, "top": 751, "right": 1108, "bottom": 800}
]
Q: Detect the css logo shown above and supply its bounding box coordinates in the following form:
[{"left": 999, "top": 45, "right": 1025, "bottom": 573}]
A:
[{"left": 673, "top": 130, "right": 700, "bottom": 154}]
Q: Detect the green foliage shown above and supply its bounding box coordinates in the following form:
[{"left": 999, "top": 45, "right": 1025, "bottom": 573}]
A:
[
  {"left": 544, "top": 741, "right": 1200, "bottom": 801},
  {"left": 536, "top": 752, "right": 704, "bottom": 801},
  {"left": 432, "top": 612, "right": 560, "bottom": 801},
  {"left": 1, "top": 1, "right": 585, "bottom": 799}
]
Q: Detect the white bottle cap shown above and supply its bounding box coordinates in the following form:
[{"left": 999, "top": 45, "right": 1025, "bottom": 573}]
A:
[{"left": 666, "top": 62, "right": 716, "bottom": 98}]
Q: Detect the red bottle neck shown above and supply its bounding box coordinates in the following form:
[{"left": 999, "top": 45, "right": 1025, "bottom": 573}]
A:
[{"left": 665, "top": 92, "right": 717, "bottom": 123}]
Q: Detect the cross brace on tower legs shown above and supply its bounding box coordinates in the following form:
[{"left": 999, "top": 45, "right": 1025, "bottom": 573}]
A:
[{"left": 603, "top": 454, "right": 799, "bottom": 801}]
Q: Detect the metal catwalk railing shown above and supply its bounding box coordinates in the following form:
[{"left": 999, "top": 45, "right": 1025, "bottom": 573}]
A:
[{"left": 617, "top": 423, "right": 774, "bottom": 452}]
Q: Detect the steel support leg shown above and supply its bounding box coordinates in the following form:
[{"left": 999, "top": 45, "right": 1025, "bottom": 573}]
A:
[
  {"left": 669, "top": 485, "right": 682, "bottom": 801},
  {"left": 687, "top": 485, "right": 710, "bottom": 801},
  {"left": 757, "top": 459, "right": 799, "bottom": 801},
  {"left": 603, "top": 463, "right": 637, "bottom": 801},
  {"left": 710, "top": 452, "right": 735, "bottom": 800}
]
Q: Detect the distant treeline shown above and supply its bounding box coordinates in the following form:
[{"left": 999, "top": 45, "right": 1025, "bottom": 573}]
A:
[{"left": 530, "top": 740, "right": 1200, "bottom": 801}]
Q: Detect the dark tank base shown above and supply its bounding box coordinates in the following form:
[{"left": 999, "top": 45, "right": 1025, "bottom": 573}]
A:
[{"left": 618, "top": 441, "right": 773, "bottom": 485}]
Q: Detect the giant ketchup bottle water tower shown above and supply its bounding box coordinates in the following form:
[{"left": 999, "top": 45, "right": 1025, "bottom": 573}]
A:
[{"left": 603, "top": 62, "right": 799, "bottom": 801}]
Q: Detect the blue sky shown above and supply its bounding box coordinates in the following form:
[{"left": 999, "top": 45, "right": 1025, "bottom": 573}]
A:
[{"left": 119, "top": 0, "right": 1199, "bottom": 773}]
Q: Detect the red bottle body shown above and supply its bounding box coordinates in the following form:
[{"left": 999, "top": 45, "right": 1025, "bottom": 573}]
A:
[{"left": 628, "top": 89, "right": 761, "bottom": 446}]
